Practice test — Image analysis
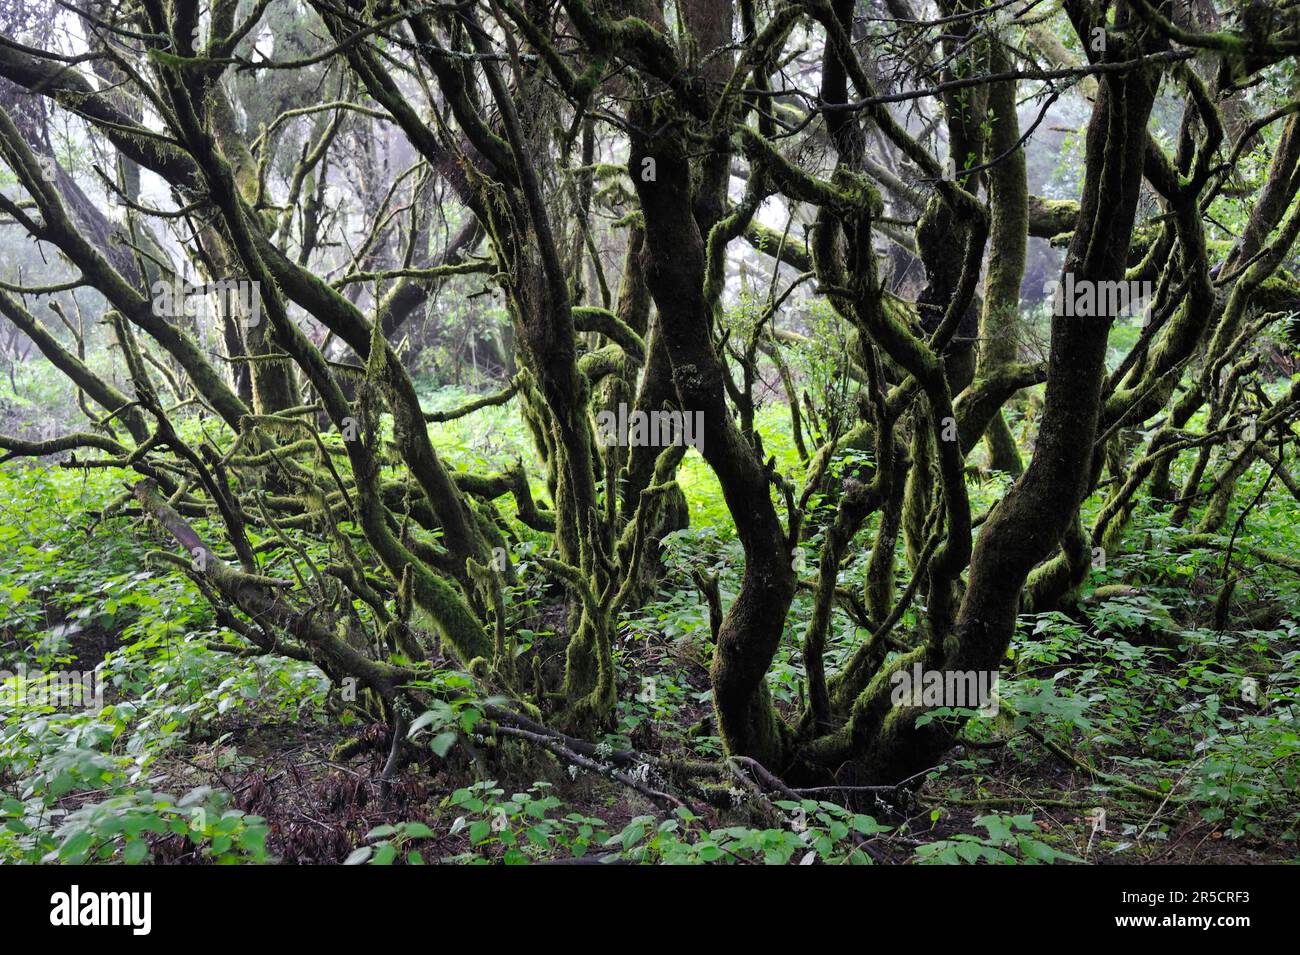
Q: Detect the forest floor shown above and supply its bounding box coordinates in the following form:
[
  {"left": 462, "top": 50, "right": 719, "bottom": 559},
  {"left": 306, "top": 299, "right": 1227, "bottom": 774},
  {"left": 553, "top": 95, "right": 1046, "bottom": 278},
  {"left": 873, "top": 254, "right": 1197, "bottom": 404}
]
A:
[
  {"left": 1, "top": 382, "right": 1297, "bottom": 864},
  {"left": 119, "top": 628, "right": 1296, "bottom": 865},
  {"left": 17, "top": 573, "right": 1293, "bottom": 865}
]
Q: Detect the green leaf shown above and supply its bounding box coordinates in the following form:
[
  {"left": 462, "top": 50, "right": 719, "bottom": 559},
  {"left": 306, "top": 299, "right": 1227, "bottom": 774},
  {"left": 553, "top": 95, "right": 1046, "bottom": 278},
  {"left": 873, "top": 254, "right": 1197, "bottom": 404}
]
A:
[
  {"left": 58, "top": 831, "right": 92, "bottom": 862},
  {"left": 123, "top": 840, "right": 149, "bottom": 865},
  {"left": 407, "top": 710, "right": 443, "bottom": 736}
]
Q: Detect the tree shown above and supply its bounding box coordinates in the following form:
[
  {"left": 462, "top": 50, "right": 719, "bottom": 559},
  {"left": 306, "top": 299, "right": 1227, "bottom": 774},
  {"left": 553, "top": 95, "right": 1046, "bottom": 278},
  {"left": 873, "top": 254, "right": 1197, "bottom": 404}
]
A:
[{"left": 1, "top": 0, "right": 1298, "bottom": 792}]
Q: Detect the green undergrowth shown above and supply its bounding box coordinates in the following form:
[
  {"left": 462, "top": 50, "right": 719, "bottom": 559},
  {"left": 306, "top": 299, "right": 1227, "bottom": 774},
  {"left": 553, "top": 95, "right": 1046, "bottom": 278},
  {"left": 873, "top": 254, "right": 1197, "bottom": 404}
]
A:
[{"left": 0, "top": 373, "right": 1296, "bottom": 864}]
